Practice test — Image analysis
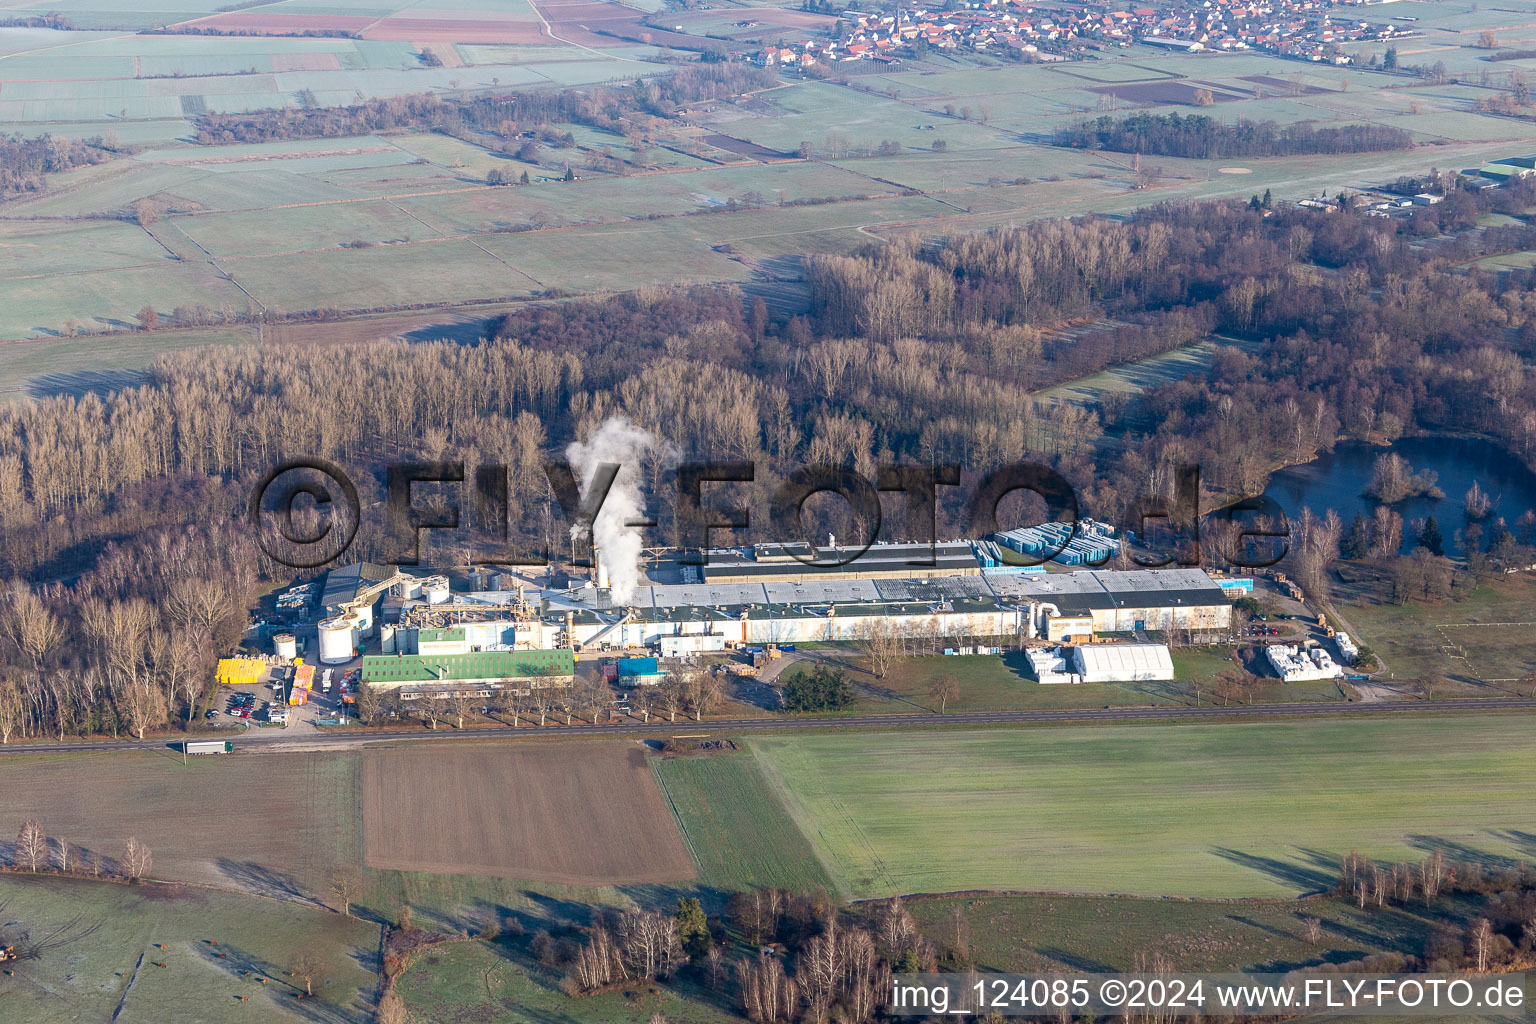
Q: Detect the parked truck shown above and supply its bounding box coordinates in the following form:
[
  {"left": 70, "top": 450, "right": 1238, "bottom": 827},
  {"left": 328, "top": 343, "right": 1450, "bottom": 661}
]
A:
[{"left": 183, "top": 740, "right": 233, "bottom": 755}]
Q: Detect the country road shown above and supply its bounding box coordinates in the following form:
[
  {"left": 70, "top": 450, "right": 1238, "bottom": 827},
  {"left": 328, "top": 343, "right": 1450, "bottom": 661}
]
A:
[{"left": 3, "top": 696, "right": 1534, "bottom": 757}]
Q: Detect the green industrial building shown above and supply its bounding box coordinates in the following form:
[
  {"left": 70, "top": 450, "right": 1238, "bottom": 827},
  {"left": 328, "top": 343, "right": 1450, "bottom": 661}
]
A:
[{"left": 361, "top": 649, "right": 575, "bottom": 693}]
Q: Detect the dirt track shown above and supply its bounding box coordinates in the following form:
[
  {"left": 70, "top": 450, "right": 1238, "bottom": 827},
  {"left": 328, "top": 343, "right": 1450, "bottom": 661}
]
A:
[{"left": 361, "top": 741, "right": 695, "bottom": 884}]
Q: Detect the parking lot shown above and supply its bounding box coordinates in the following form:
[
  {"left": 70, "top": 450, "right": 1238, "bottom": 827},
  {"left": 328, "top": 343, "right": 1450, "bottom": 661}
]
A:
[{"left": 208, "top": 664, "right": 361, "bottom": 740}]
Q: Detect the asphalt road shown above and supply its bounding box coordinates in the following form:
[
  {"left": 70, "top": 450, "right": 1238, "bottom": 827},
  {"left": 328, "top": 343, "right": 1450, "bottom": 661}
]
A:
[{"left": 3, "top": 696, "right": 1534, "bottom": 756}]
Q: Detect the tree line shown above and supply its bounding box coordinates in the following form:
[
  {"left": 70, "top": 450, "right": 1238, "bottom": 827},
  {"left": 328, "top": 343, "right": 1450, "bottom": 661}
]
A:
[
  {"left": 1055, "top": 111, "right": 1414, "bottom": 160},
  {"left": 192, "top": 64, "right": 777, "bottom": 146},
  {"left": 5, "top": 818, "right": 153, "bottom": 882}
]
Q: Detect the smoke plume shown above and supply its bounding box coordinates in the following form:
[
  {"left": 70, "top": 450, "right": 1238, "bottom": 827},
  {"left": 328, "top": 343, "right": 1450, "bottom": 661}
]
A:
[{"left": 565, "top": 417, "right": 657, "bottom": 605}]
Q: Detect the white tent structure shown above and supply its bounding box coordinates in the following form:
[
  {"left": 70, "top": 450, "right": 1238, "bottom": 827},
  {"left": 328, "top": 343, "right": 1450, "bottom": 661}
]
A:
[{"left": 1070, "top": 643, "right": 1175, "bottom": 683}]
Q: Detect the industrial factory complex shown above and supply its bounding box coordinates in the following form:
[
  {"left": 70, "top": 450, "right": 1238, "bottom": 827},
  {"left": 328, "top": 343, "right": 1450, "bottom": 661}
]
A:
[{"left": 261, "top": 537, "right": 1246, "bottom": 698}]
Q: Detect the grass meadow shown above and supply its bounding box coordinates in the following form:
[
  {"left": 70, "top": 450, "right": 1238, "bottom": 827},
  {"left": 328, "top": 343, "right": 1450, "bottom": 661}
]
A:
[
  {"left": 743, "top": 716, "right": 1536, "bottom": 899},
  {"left": 0, "top": 875, "right": 379, "bottom": 1024},
  {"left": 652, "top": 751, "right": 837, "bottom": 894}
]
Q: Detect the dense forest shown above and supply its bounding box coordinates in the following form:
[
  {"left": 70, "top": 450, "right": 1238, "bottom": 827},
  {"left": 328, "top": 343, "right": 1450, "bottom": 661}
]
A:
[
  {"left": 0, "top": 133, "right": 118, "bottom": 199},
  {"left": 1055, "top": 112, "right": 1414, "bottom": 159},
  {"left": 192, "top": 64, "right": 778, "bottom": 145},
  {"left": 1, "top": 171, "right": 1535, "bottom": 739}
]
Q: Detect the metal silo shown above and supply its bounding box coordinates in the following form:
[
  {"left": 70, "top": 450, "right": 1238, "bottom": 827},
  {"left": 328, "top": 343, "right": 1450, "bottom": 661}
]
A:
[
  {"left": 352, "top": 601, "right": 374, "bottom": 638},
  {"left": 318, "top": 618, "right": 354, "bottom": 664},
  {"left": 273, "top": 633, "right": 298, "bottom": 660}
]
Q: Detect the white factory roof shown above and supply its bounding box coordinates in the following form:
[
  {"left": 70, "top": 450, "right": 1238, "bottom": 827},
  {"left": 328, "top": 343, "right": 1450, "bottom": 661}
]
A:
[{"left": 539, "top": 568, "right": 1227, "bottom": 615}]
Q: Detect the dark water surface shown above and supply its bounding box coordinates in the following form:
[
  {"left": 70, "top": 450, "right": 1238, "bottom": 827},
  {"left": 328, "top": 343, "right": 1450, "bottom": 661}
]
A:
[{"left": 1260, "top": 437, "right": 1536, "bottom": 557}]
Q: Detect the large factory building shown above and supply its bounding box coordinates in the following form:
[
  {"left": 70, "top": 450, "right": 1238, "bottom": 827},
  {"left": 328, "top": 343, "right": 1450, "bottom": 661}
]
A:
[{"left": 309, "top": 560, "right": 1234, "bottom": 672}]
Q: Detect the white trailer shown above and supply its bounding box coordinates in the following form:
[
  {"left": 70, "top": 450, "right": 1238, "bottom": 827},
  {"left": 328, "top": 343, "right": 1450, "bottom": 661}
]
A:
[
  {"left": 184, "top": 740, "right": 232, "bottom": 755},
  {"left": 182, "top": 739, "right": 233, "bottom": 763}
]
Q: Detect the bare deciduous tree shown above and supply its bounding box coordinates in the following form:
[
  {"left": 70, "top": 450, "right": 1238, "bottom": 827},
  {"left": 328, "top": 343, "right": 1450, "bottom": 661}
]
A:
[
  {"left": 928, "top": 674, "right": 959, "bottom": 714},
  {"left": 123, "top": 836, "right": 152, "bottom": 880},
  {"left": 0, "top": 673, "right": 22, "bottom": 743},
  {"left": 290, "top": 949, "right": 323, "bottom": 996},
  {"left": 16, "top": 819, "right": 47, "bottom": 872},
  {"left": 1469, "top": 918, "right": 1493, "bottom": 973},
  {"left": 1301, "top": 916, "right": 1322, "bottom": 944},
  {"left": 329, "top": 867, "right": 361, "bottom": 917}
]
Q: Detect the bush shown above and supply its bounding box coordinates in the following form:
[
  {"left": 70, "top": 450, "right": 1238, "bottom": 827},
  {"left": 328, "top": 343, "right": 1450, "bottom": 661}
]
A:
[{"left": 783, "top": 665, "right": 853, "bottom": 712}]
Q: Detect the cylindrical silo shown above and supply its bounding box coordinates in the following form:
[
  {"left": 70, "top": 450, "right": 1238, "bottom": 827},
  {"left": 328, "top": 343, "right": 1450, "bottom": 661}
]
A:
[
  {"left": 380, "top": 622, "right": 397, "bottom": 654},
  {"left": 395, "top": 576, "right": 423, "bottom": 600},
  {"left": 318, "top": 618, "right": 353, "bottom": 664},
  {"left": 426, "top": 576, "right": 450, "bottom": 605},
  {"left": 273, "top": 633, "right": 298, "bottom": 660},
  {"left": 352, "top": 601, "right": 374, "bottom": 638}
]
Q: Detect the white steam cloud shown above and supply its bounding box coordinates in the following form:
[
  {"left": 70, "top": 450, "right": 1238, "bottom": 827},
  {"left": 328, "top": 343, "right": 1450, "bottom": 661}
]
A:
[{"left": 566, "top": 417, "right": 657, "bottom": 605}]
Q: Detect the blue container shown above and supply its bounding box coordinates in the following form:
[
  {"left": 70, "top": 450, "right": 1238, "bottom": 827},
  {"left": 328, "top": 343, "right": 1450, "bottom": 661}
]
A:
[{"left": 617, "top": 656, "right": 658, "bottom": 676}]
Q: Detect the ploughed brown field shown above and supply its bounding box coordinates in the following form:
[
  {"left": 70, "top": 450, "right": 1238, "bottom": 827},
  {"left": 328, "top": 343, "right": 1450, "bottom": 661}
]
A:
[
  {"left": 361, "top": 18, "right": 551, "bottom": 43},
  {"left": 361, "top": 742, "right": 696, "bottom": 884},
  {"left": 0, "top": 750, "right": 357, "bottom": 897}
]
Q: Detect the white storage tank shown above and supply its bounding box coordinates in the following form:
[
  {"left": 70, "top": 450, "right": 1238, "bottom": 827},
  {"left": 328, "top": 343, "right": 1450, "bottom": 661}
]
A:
[
  {"left": 273, "top": 633, "right": 298, "bottom": 660},
  {"left": 395, "top": 576, "right": 423, "bottom": 600},
  {"left": 380, "top": 622, "right": 397, "bottom": 655},
  {"left": 318, "top": 618, "right": 354, "bottom": 664},
  {"left": 425, "top": 576, "right": 451, "bottom": 605},
  {"left": 351, "top": 601, "right": 374, "bottom": 638}
]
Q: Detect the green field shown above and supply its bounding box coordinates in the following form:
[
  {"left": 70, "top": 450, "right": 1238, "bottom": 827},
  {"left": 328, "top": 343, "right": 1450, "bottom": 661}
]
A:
[
  {"left": 397, "top": 933, "right": 739, "bottom": 1024},
  {"left": 0, "top": 326, "right": 257, "bottom": 403},
  {"left": 0, "top": 875, "right": 379, "bottom": 1024},
  {"left": 653, "top": 751, "right": 837, "bottom": 894},
  {"left": 740, "top": 716, "right": 1536, "bottom": 899}
]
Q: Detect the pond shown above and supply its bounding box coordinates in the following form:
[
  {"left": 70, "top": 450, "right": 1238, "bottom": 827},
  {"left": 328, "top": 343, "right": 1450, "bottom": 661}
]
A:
[{"left": 1260, "top": 436, "right": 1536, "bottom": 557}]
